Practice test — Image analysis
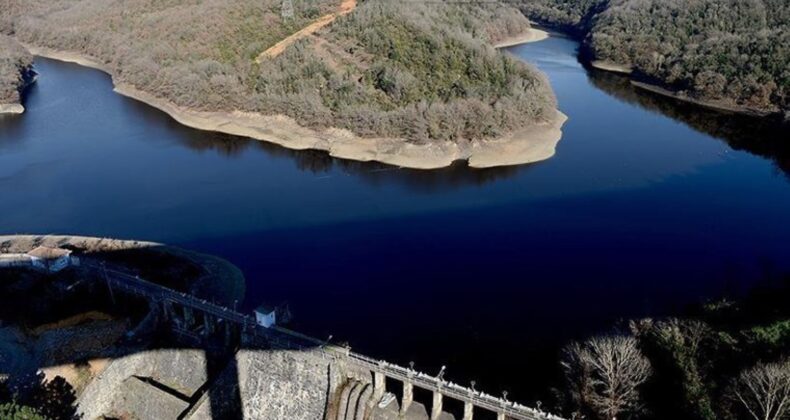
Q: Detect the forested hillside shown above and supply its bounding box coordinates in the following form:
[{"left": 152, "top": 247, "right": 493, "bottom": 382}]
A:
[
  {"left": 0, "top": 35, "right": 33, "bottom": 107},
  {"left": 0, "top": 0, "right": 558, "bottom": 144},
  {"left": 519, "top": 0, "right": 789, "bottom": 115}
]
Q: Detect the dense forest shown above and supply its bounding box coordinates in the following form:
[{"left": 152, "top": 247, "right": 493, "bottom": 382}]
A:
[
  {"left": 518, "top": 0, "right": 790, "bottom": 115},
  {"left": 0, "top": 35, "right": 33, "bottom": 107},
  {"left": 0, "top": 0, "right": 558, "bottom": 144}
]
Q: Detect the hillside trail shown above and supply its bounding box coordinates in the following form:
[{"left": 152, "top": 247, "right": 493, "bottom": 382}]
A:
[{"left": 255, "top": 0, "right": 357, "bottom": 63}]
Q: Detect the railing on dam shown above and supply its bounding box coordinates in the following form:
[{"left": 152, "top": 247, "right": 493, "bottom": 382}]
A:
[{"left": 90, "top": 262, "right": 564, "bottom": 420}]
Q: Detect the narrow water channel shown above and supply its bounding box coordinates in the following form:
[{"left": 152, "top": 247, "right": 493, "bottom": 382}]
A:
[{"left": 1, "top": 33, "right": 788, "bottom": 401}]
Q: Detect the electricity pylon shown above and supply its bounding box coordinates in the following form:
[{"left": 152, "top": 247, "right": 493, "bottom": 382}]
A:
[{"left": 282, "top": 0, "right": 294, "bottom": 19}]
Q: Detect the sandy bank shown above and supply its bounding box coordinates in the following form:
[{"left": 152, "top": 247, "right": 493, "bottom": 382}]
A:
[
  {"left": 22, "top": 43, "right": 566, "bottom": 170},
  {"left": 494, "top": 28, "right": 550, "bottom": 48},
  {"left": 631, "top": 81, "right": 773, "bottom": 117},
  {"left": 0, "top": 103, "right": 24, "bottom": 114},
  {"left": 590, "top": 60, "right": 633, "bottom": 75}
]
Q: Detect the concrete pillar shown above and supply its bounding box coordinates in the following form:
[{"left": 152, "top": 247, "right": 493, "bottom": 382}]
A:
[
  {"left": 356, "top": 383, "right": 373, "bottom": 420},
  {"left": 347, "top": 382, "right": 365, "bottom": 419},
  {"left": 203, "top": 314, "right": 213, "bottom": 335},
  {"left": 372, "top": 371, "right": 386, "bottom": 403},
  {"left": 336, "top": 381, "right": 355, "bottom": 420},
  {"left": 183, "top": 306, "right": 194, "bottom": 327},
  {"left": 400, "top": 381, "right": 413, "bottom": 415},
  {"left": 171, "top": 304, "right": 184, "bottom": 328},
  {"left": 161, "top": 301, "right": 171, "bottom": 321},
  {"left": 224, "top": 322, "right": 233, "bottom": 347},
  {"left": 463, "top": 401, "right": 474, "bottom": 420},
  {"left": 496, "top": 412, "right": 506, "bottom": 420},
  {"left": 430, "top": 391, "right": 443, "bottom": 420}
]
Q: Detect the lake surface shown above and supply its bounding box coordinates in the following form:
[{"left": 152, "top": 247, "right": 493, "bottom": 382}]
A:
[{"left": 1, "top": 33, "right": 789, "bottom": 402}]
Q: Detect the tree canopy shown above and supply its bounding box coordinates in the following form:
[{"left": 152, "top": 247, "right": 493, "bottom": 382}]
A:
[
  {"left": 1, "top": 0, "right": 557, "bottom": 143},
  {"left": 520, "top": 0, "right": 789, "bottom": 115},
  {"left": 0, "top": 35, "right": 33, "bottom": 105}
]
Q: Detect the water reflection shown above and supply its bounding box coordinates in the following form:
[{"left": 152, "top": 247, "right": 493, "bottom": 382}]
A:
[
  {"left": 4, "top": 35, "right": 790, "bottom": 406},
  {"left": 168, "top": 124, "right": 533, "bottom": 190},
  {"left": 0, "top": 115, "right": 26, "bottom": 150},
  {"left": 114, "top": 88, "right": 532, "bottom": 190},
  {"left": 0, "top": 84, "right": 39, "bottom": 151},
  {"left": 586, "top": 69, "right": 790, "bottom": 176}
]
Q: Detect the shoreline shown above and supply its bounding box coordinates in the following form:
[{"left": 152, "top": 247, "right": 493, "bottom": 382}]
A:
[
  {"left": 588, "top": 57, "right": 778, "bottom": 117},
  {"left": 494, "top": 28, "right": 550, "bottom": 48},
  {"left": 0, "top": 103, "right": 24, "bottom": 114},
  {"left": 590, "top": 60, "right": 633, "bottom": 75},
  {"left": 21, "top": 42, "right": 566, "bottom": 170},
  {"left": 581, "top": 50, "right": 779, "bottom": 118},
  {"left": 631, "top": 80, "right": 774, "bottom": 117}
]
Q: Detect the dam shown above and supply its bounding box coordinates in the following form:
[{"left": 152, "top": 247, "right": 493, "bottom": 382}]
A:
[{"left": 86, "top": 261, "right": 563, "bottom": 420}]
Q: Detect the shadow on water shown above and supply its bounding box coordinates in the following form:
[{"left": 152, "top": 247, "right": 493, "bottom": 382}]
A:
[
  {"left": 585, "top": 68, "right": 790, "bottom": 177},
  {"left": 0, "top": 245, "right": 525, "bottom": 420},
  {"left": 2, "top": 245, "right": 788, "bottom": 419}
]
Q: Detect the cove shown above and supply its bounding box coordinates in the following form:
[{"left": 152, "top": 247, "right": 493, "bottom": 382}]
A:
[{"left": 1, "top": 33, "right": 789, "bottom": 402}]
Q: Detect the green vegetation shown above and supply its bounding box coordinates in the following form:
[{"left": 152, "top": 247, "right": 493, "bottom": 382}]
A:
[
  {"left": 519, "top": 0, "right": 789, "bottom": 115},
  {"left": 0, "top": 35, "right": 34, "bottom": 106},
  {"left": 0, "top": 403, "right": 47, "bottom": 420},
  {"left": 258, "top": 1, "right": 557, "bottom": 142},
  {"left": 557, "top": 277, "right": 790, "bottom": 419},
  {"left": 1, "top": 0, "right": 557, "bottom": 144},
  {"left": 0, "top": 374, "right": 78, "bottom": 420}
]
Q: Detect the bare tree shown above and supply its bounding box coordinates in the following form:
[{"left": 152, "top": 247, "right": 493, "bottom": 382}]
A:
[
  {"left": 562, "top": 335, "right": 652, "bottom": 420},
  {"left": 731, "top": 359, "right": 790, "bottom": 420}
]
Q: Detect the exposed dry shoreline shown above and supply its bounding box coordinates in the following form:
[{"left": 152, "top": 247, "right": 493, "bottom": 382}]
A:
[
  {"left": 590, "top": 60, "right": 633, "bottom": 75},
  {"left": 631, "top": 80, "right": 774, "bottom": 117},
  {"left": 0, "top": 103, "right": 24, "bottom": 114},
  {"left": 20, "top": 41, "right": 566, "bottom": 170},
  {"left": 494, "top": 28, "right": 550, "bottom": 48},
  {"left": 588, "top": 58, "right": 778, "bottom": 117}
]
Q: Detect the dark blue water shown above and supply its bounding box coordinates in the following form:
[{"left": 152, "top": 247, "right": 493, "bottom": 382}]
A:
[{"left": 1, "top": 34, "right": 789, "bottom": 401}]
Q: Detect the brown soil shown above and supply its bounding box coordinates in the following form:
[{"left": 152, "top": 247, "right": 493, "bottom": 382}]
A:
[{"left": 32, "top": 311, "right": 115, "bottom": 335}]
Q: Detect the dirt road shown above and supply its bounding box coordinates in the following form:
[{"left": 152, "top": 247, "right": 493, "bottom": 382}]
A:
[{"left": 256, "top": 0, "right": 357, "bottom": 62}]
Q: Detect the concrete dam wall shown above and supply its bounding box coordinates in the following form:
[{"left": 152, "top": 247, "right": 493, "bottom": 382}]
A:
[{"left": 75, "top": 345, "right": 431, "bottom": 420}]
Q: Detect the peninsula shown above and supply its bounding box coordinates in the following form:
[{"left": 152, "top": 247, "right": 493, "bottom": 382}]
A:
[{"left": 1, "top": 0, "right": 565, "bottom": 169}]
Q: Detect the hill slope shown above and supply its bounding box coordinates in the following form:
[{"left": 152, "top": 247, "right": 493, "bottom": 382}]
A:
[
  {"left": 0, "top": 35, "right": 34, "bottom": 113},
  {"left": 1, "top": 0, "right": 564, "bottom": 168},
  {"left": 520, "top": 0, "right": 789, "bottom": 116}
]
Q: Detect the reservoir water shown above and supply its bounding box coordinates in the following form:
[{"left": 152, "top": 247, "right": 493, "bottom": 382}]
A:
[{"left": 1, "top": 33, "right": 788, "bottom": 402}]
